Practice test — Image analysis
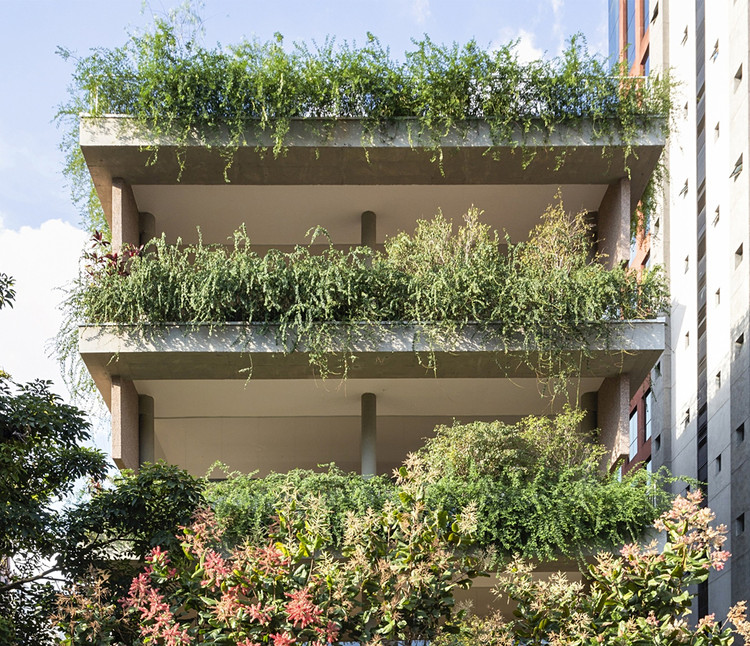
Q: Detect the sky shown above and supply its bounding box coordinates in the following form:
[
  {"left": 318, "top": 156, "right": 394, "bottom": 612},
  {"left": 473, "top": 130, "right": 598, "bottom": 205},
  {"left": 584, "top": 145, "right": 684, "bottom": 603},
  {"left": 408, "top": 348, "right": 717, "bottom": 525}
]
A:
[{"left": 0, "top": 0, "right": 608, "bottom": 451}]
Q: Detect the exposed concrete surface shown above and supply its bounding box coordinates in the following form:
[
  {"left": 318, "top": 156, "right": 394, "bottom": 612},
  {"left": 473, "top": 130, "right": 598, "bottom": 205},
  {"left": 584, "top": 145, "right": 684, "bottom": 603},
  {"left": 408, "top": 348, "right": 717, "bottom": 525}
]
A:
[{"left": 111, "top": 376, "right": 139, "bottom": 470}]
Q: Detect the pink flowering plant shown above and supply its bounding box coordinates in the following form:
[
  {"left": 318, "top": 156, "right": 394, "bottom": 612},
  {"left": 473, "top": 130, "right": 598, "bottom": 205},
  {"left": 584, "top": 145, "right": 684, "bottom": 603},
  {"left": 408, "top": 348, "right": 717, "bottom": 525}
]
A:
[
  {"left": 118, "top": 470, "right": 481, "bottom": 645},
  {"left": 496, "top": 490, "right": 750, "bottom": 646},
  {"left": 122, "top": 504, "right": 349, "bottom": 646}
]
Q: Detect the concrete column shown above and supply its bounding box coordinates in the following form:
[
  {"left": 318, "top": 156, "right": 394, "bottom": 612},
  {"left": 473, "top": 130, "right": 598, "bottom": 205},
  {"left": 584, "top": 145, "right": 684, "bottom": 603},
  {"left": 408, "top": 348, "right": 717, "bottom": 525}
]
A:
[
  {"left": 598, "top": 374, "right": 630, "bottom": 470},
  {"left": 361, "top": 392, "right": 377, "bottom": 477},
  {"left": 111, "top": 178, "right": 139, "bottom": 253},
  {"left": 361, "top": 211, "right": 376, "bottom": 248},
  {"left": 579, "top": 391, "right": 598, "bottom": 437},
  {"left": 138, "top": 395, "right": 155, "bottom": 466},
  {"left": 596, "top": 178, "right": 631, "bottom": 268},
  {"left": 139, "top": 212, "right": 156, "bottom": 247},
  {"left": 111, "top": 376, "right": 139, "bottom": 471}
]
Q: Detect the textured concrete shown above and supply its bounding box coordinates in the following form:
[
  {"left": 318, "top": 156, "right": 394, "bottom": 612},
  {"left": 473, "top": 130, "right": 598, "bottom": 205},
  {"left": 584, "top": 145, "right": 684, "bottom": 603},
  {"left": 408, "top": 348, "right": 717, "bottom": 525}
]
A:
[
  {"left": 80, "top": 117, "right": 664, "bottom": 226},
  {"left": 597, "top": 178, "right": 631, "bottom": 268},
  {"left": 111, "top": 376, "right": 139, "bottom": 470},
  {"left": 111, "top": 178, "right": 139, "bottom": 253},
  {"left": 79, "top": 320, "right": 665, "bottom": 405},
  {"left": 598, "top": 374, "right": 630, "bottom": 468}
]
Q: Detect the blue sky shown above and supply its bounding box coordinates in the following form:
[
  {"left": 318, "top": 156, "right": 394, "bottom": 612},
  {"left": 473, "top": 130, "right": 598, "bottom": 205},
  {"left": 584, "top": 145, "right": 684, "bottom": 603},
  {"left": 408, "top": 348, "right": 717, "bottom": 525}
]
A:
[{"left": 0, "top": 0, "right": 607, "bottom": 398}]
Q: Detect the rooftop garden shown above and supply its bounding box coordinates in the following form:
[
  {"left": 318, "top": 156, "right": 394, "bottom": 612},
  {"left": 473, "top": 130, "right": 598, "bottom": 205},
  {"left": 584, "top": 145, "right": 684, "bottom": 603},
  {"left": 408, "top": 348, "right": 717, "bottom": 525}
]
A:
[{"left": 58, "top": 9, "right": 672, "bottom": 232}]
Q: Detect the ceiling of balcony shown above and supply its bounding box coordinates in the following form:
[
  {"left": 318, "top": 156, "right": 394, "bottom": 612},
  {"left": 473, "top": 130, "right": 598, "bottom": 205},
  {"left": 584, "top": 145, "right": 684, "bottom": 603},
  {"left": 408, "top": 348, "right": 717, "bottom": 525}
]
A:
[{"left": 132, "top": 183, "right": 607, "bottom": 245}]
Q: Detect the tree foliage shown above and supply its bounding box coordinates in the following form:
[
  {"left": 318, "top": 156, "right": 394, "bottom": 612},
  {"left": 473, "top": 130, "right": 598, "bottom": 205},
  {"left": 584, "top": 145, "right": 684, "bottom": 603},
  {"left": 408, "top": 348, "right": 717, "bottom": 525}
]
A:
[
  {"left": 441, "top": 491, "right": 750, "bottom": 646},
  {"left": 0, "top": 377, "right": 108, "bottom": 645}
]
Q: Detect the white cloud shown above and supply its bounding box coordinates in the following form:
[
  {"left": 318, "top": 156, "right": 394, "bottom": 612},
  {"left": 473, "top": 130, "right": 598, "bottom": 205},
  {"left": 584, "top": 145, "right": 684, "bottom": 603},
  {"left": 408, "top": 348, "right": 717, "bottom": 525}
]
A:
[
  {"left": 514, "top": 29, "right": 545, "bottom": 63},
  {"left": 411, "top": 0, "right": 431, "bottom": 25},
  {"left": 492, "top": 28, "right": 544, "bottom": 63},
  {"left": 0, "top": 219, "right": 87, "bottom": 390}
]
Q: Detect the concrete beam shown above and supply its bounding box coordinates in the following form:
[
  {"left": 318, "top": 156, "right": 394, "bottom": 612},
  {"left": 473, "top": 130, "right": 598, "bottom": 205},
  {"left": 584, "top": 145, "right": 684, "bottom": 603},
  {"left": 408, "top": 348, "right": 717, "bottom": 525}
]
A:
[
  {"left": 598, "top": 374, "right": 630, "bottom": 469},
  {"left": 361, "top": 392, "right": 377, "bottom": 477},
  {"left": 597, "top": 178, "right": 631, "bottom": 268},
  {"left": 79, "top": 320, "right": 665, "bottom": 406},
  {"left": 111, "top": 376, "right": 139, "bottom": 470},
  {"left": 111, "top": 178, "right": 140, "bottom": 253}
]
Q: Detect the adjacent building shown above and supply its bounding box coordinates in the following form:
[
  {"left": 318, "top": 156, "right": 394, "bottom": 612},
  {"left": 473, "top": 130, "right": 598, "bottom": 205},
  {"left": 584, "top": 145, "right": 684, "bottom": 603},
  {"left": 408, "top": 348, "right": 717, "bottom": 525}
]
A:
[{"left": 611, "top": 0, "right": 750, "bottom": 617}]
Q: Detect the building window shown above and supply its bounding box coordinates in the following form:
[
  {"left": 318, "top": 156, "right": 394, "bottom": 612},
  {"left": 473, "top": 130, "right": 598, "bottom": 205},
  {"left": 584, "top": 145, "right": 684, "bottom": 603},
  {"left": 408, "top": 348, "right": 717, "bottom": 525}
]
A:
[
  {"left": 716, "top": 454, "right": 722, "bottom": 473},
  {"left": 715, "top": 288, "right": 721, "bottom": 305},
  {"left": 685, "top": 331, "right": 690, "bottom": 348},
  {"left": 730, "top": 155, "right": 743, "bottom": 180},
  {"left": 735, "top": 244, "right": 743, "bottom": 268},
  {"left": 679, "top": 179, "right": 688, "bottom": 197},
  {"left": 713, "top": 206, "right": 720, "bottom": 225},
  {"left": 716, "top": 371, "right": 722, "bottom": 389},
  {"left": 737, "top": 333, "right": 746, "bottom": 349},
  {"left": 684, "top": 255, "right": 689, "bottom": 273},
  {"left": 711, "top": 40, "right": 719, "bottom": 61},
  {"left": 735, "top": 513, "right": 745, "bottom": 536},
  {"left": 737, "top": 423, "right": 746, "bottom": 443},
  {"left": 644, "top": 389, "right": 653, "bottom": 439},
  {"left": 629, "top": 410, "right": 638, "bottom": 460},
  {"left": 682, "top": 26, "right": 688, "bottom": 45},
  {"left": 654, "top": 434, "right": 661, "bottom": 451}
]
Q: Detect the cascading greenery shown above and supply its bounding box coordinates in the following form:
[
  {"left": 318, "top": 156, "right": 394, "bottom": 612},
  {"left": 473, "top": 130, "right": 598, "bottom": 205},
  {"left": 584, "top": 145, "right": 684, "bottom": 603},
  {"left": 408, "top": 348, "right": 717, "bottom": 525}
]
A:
[
  {"left": 201, "top": 409, "right": 671, "bottom": 562},
  {"left": 57, "top": 7, "right": 672, "bottom": 232},
  {"left": 64, "top": 202, "right": 668, "bottom": 381}
]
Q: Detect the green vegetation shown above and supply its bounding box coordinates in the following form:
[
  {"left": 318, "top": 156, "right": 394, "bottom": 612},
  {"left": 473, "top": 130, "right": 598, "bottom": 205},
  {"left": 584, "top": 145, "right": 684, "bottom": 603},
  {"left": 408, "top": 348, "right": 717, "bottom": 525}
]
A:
[
  {"left": 205, "top": 410, "right": 670, "bottom": 563},
  {"left": 57, "top": 7, "right": 671, "bottom": 232},
  {"left": 63, "top": 203, "right": 668, "bottom": 381}
]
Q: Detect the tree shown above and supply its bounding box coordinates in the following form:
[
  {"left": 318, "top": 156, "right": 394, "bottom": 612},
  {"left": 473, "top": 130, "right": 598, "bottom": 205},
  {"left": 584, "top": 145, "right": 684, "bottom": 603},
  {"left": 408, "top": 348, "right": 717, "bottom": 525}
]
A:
[{"left": 0, "top": 273, "right": 109, "bottom": 644}]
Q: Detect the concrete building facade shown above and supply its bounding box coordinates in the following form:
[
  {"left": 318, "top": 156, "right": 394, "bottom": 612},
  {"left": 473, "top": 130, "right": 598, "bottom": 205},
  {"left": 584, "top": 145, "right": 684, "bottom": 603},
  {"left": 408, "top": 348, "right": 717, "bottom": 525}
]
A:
[
  {"left": 611, "top": 0, "right": 750, "bottom": 617},
  {"left": 77, "top": 114, "right": 665, "bottom": 483}
]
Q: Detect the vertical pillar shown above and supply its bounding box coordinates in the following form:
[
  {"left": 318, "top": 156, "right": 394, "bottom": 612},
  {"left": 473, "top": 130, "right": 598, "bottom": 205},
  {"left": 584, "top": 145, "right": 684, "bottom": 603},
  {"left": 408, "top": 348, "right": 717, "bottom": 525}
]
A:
[
  {"left": 138, "top": 395, "right": 155, "bottom": 466},
  {"left": 596, "top": 178, "right": 631, "bottom": 268},
  {"left": 361, "top": 211, "right": 376, "bottom": 269},
  {"left": 579, "top": 391, "right": 598, "bottom": 437},
  {"left": 111, "top": 376, "right": 139, "bottom": 471},
  {"left": 598, "top": 374, "right": 630, "bottom": 470},
  {"left": 361, "top": 392, "right": 377, "bottom": 477},
  {"left": 139, "top": 212, "right": 156, "bottom": 247},
  {"left": 361, "top": 211, "right": 376, "bottom": 248},
  {"left": 111, "top": 178, "right": 139, "bottom": 253}
]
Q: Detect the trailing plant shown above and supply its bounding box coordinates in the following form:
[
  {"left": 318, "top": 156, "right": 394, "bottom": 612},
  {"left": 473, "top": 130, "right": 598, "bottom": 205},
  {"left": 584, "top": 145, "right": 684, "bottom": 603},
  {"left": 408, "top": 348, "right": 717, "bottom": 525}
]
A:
[
  {"left": 61, "top": 202, "right": 668, "bottom": 382},
  {"left": 201, "top": 410, "right": 671, "bottom": 563},
  {"left": 57, "top": 5, "right": 672, "bottom": 231},
  {"left": 206, "top": 464, "right": 396, "bottom": 549},
  {"left": 410, "top": 408, "right": 673, "bottom": 562}
]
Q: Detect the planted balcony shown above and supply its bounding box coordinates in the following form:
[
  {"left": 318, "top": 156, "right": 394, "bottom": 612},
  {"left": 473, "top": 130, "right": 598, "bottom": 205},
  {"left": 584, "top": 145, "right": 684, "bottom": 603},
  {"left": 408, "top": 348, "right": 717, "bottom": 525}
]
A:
[{"left": 70, "top": 202, "right": 667, "bottom": 384}]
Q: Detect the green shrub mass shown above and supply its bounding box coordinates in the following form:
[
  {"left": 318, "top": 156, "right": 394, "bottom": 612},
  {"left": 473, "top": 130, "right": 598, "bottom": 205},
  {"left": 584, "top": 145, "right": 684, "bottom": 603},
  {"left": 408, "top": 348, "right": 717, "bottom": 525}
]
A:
[
  {"left": 57, "top": 9, "right": 672, "bottom": 232},
  {"left": 204, "top": 410, "right": 670, "bottom": 562},
  {"left": 59, "top": 15, "right": 670, "bottom": 159},
  {"left": 69, "top": 203, "right": 667, "bottom": 379}
]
